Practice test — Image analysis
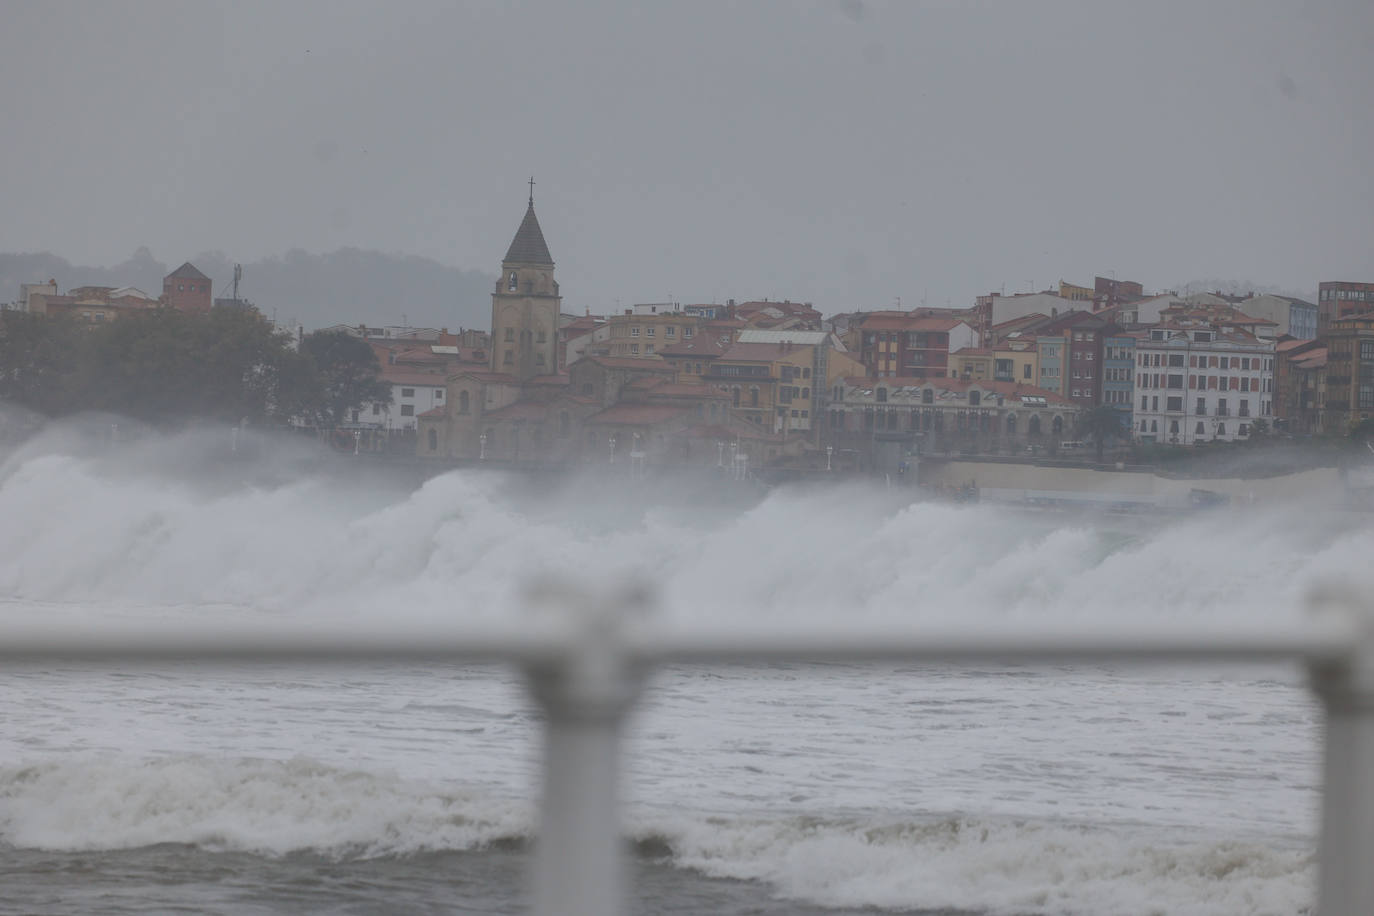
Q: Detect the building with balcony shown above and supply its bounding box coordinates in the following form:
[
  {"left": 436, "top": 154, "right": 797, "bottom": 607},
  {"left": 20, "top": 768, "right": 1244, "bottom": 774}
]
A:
[
  {"left": 824, "top": 377, "right": 1079, "bottom": 462},
  {"left": 1319, "top": 313, "right": 1374, "bottom": 433},
  {"left": 1275, "top": 337, "right": 1327, "bottom": 435},
  {"left": 1318, "top": 281, "right": 1374, "bottom": 331},
  {"left": 1133, "top": 319, "right": 1274, "bottom": 444},
  {"left": 1101, "top": 332, "right": 1138, "bottom": 431},
  {"left": 848, "top": 313, "right": 976, "bottom": 380}
]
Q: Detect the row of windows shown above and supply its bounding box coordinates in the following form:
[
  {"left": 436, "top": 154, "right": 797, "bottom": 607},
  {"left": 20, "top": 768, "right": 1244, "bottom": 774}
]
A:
[
  {"left": 1324, "top": 288, "right": 1372, "bottom": 301},
  {"left": 837, "top": 408, "right": 1065, "bottom": 437},
  {"left": 1139, "top": 351, "right": 1273, "bottom": 371},
  {"left": 503, "top": 328, "right": 549, "bottom": 343},
  {"left": 627, "top": 325, "right": 691, "bottom": 338},
  {"left": 1070, "top": 350, "right": 1095, "bottom": 360},
  {"left": 1138, "top": 395, "right": 1268, "bottom": 415},
  {"left": 501, "top": 349, "right": 548, "bottom": 366},
  {"left": 1140, "top": 419, "right": 1253, "bottom": 437}
]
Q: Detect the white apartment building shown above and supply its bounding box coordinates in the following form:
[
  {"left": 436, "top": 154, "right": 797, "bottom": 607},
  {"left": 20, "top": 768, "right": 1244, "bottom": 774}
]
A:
[{"left": 1133, "top": 322, "right": 1274, "bottom": 445}]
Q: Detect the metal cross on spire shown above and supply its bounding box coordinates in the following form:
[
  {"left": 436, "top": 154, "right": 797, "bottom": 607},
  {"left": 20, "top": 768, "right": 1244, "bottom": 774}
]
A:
[{"left": 528, "top": 176, "right": 536, "bottom": 206}]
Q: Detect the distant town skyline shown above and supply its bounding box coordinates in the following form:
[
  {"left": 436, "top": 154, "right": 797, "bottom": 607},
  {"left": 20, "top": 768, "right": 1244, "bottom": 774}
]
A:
[{"left": 2, "top": 1, "right": 1369, "bottom": 315}]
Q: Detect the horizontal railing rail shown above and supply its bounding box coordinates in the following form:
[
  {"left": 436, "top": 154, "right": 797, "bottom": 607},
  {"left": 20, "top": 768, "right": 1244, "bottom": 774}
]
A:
[{"left": 1, "top": 585, "right": 1370, "bottom": 916}]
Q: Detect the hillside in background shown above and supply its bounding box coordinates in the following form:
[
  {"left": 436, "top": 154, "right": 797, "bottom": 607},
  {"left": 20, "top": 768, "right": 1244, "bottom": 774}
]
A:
[{"left": 0, "top": 248, "right": 496, "bottom": 332}]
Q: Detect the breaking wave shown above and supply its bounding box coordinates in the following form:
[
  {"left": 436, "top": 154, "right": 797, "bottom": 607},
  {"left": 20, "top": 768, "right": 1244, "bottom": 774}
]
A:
[
  {"left": 0, "top": 422, "right": 1371, "bottom": 625},
  {"left": 0, "top": 755, "right": 1312, "bottom": 916}
]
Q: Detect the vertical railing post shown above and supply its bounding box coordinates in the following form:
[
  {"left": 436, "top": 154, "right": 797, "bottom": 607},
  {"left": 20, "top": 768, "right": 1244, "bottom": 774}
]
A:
[
  {"left": 523, "top": 582, "right": 648, "bottom": 916},
  {"left": 1311, "top": 593, "right": 1374, "bottom": 916}
]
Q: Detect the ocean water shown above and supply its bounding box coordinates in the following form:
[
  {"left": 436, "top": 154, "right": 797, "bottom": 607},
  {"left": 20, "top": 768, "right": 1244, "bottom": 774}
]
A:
[{"left": 1, "top": 421, "right": 1368, "bottom": 915}]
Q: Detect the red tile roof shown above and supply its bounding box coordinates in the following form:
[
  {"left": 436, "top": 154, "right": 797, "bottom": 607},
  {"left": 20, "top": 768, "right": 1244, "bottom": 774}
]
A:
[
  {"left": 587, "top": 356, "right": 674, "bottom": 371},
  {"left": 380, "top": 368, "right": 449, "bottom": 386},
  {"left": 449, "top": 370, "right": 518, "bottom": 383},
  {"left": 584, "top": 404, "right": 692, "bottom": 426},
  {"left": 483, "top": 401, "right": 551, "bottom": 421},
  {"left": 857, "top": 314, "right": 965, "bottom": 332},
  {"left": 717, "top": 341, "right": 816, "bottom": 362}
]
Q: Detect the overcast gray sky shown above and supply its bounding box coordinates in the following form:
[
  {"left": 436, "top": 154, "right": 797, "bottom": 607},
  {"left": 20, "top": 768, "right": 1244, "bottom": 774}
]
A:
[{"left": 2, "top": 0, "right": 1370, "bottom": 314}]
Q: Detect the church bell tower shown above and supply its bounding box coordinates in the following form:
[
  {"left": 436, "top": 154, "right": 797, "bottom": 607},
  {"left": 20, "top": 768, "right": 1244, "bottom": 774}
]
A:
[{"left": 490, "top": 179, "right": 561, "bottom": 381}]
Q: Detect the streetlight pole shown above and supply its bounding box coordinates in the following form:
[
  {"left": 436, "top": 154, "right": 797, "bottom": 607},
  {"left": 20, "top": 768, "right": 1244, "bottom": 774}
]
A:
[
  {"left": 479, "top": 433, "right": 487, "bottom": 460},
  {"left": 609, "top": 435, "right": 616, "bottom": 465},
  {"left": 826, "top": 445, "right": 833, "bottom": 471}
]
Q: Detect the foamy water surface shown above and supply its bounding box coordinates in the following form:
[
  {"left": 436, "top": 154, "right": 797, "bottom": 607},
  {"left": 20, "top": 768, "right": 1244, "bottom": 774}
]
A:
[{"left": 0, "top": 422, "right": 1364, "bottom": 914}]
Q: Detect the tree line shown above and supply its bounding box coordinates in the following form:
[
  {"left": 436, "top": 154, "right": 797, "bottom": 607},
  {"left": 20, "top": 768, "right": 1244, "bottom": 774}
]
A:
[{"left": 0, "top": 307, "right": 391, "bottom": 428}]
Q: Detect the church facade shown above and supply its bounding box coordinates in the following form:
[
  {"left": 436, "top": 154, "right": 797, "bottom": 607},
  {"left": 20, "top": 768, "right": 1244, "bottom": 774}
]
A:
[{"left": 416, "top": 190, "right": 799, "bottom": 468}]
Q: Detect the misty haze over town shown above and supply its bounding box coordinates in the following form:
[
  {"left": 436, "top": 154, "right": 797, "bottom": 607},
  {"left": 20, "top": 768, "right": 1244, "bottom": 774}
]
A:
[{"left": 2, "top": 2, "right": 1373, "bottom": 915}]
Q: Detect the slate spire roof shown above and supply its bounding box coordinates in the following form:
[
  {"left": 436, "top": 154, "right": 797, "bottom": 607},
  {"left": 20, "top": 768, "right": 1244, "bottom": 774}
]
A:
[{"left": 503, "top": 195, "right": 554, "bottom": 266}]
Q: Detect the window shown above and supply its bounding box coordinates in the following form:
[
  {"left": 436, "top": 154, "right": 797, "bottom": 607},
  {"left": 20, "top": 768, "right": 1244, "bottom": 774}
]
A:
[
  {"left": 684, "top": 328, "right": 693, "bottom": 338},
  {"left": 504, "top": 350, "right": 514, "bottom": 365},
  {"left": 803, "top": 368, "right": 811, "bottom": 378},
  {"left": 435, "top": 389, "right": 443, "bottom": 399},
  {"left": 505, "top": 328, "right": 515, "bottom": 342},
  {"left": 1196, "top": 421, "right": 1206, "bottom": 435},
  {"left": 1167, "top": 397, "right": 1183, "bottom": 411},
  {"left": 1167, "top": 375, "right": 1183, "bottom": 389},
  {"left": 400, "top": 405, "right": 415, "bottom": 417},
  {"left": 1141, "top": 396, "right": 1148, "bottom": 411},
  {"left": 401, "top": 388, "right": 415, "bottom": 397},
  {"left": 750, "top": 387, "right": 760, "bottom": 407},
  {"left": 372, "top": 404, "right": 380, "bottom": 415},
  {"left": 630, "top": 344, "right": 639, "bottom": 354},
  {"left": 644, "top": 345, "right": 653, "bottom": 355},
  {"left": 1024, "top": 364, "right": 1031, "bottom": 379},
  {"left": 877, "top": 387, "right": 887, "bottom": 403},
  {"left": 427, "top": 429, "right": 438, "bottom": 451},
  {"left": 1196, "top": 397, "right": 1205, "bottom": 415},
  {"left": 508, "top": 272, "right": 517, "bottom": 291},
  {"left": 922, "top": 389, "right": 933, "bottom": 404},
  {"left": 459, "top": 391, "right": 470, "bottom": 413},
  {"left": 645, "top": 327, "right": 654, "bottom": 337},
  {"left": 536, "top": 330, "right": 546, "bottom": 343},
  {"left": 969, "top": 390, "right": 980, "bottom": 406},
  {"left": 631, "top": 327, "right": 640, "bottom": 337},
  {"left": 1168, "top": 354, "right": 1185, "bottom": 367},
  {"left": 665, "top": 326, "right": 675, "bottom": 337}
]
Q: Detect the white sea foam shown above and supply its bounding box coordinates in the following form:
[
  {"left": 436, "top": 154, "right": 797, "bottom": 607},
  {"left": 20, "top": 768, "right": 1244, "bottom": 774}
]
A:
[
  {"left": 0, "top": 424, "right": 1359, "bottom": 914},
  {"left": 1, "top": 428, "right": 1369, "bottom": 626},
  {"left": 0, "top": 755, "right": 531, "bottom": 858},
  {"left": 0, "top": 754, "right": 1312, "bottom": 915},
  {"left": 648, "top": 813, "right": 1313, "bottom": 916}
]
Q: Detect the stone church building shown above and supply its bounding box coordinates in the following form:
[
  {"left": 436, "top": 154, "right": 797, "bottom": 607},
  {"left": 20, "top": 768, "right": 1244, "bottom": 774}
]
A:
[{"left": 416, "top": 190, "right": 796, "bottom": 467}]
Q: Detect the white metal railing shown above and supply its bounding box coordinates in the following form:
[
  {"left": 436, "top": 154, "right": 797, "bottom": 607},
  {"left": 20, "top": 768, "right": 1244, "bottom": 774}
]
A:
[{"left": 1, "top": 582, "right": 1371, "bottom": 916}]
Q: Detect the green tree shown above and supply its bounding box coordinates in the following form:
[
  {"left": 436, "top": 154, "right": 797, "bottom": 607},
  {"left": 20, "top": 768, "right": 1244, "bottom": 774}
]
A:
[
  {"left": 0, "top": 311, "right": 88, "bottom": 414},
  {"left": 1078, "top": 405, "right": 1125, "bottom": 463},
  {"left": 298, "top": 330, "right": 391, "bottom": 426},
  {"left": 85, "top": 306, "right": 304, "bottom": 425},
  {"left": 2, "top": 307, "right": 311, "bottom": 427}
]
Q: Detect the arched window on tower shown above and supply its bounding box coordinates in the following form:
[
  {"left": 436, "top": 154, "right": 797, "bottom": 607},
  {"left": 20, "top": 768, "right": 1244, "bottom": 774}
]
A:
[{"left": 508, "top": 272, "right": 517, "bottom": 292}]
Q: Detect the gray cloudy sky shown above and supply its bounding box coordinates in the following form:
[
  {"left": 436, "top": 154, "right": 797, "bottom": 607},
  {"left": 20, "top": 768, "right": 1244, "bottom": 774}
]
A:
[{"left": 2, "top": 0, "right": 1370, "bottom": 314}]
